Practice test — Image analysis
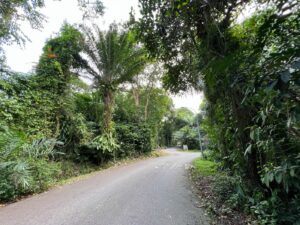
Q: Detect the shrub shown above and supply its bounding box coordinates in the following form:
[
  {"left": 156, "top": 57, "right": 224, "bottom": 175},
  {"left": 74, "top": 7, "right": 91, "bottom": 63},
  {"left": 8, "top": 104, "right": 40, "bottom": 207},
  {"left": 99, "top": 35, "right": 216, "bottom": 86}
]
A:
[
  {"left": 212, "top": 175, "right": 239, "bottom": 203},
  {"left": 78, "top": 132, "right": 119, "bottom": 165},
  {"left": 28, "top": 159, "right": 61, "bottom": 192},
  {"left": 116, "top": 123, "right": 153, "bottom": 157},
  {"left": 0, "top": 126, "right": 63, "bottom": 201}
]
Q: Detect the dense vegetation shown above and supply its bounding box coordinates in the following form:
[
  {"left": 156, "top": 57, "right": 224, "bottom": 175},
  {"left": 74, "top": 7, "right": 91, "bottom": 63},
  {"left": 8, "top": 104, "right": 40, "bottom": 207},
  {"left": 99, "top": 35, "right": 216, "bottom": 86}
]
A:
[
  {"left": 1, "top": 0, "right": 299, "bottom": 224},
  {"left": 159, "top": 106, "right": 205, "bottom": 150},
  {"left": 137, "top": 0, "right": 299, "bottom": 224},
  {"left": 0, "top": 1, "right": 173, "bottom": 202}
]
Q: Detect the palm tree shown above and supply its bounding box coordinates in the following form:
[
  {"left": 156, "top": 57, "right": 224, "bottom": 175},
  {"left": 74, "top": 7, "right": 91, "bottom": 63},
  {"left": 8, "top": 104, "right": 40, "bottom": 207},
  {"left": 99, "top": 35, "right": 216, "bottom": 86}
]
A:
[{"left": 80, "top": 24, "right": 146, "bottom": 133}]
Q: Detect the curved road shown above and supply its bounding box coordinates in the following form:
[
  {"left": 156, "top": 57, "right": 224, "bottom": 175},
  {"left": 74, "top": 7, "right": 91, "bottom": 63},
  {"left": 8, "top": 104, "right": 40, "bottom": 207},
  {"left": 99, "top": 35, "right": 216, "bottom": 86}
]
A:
[{"left": 0, "top": 149, "right": 209, "bottom": 225}]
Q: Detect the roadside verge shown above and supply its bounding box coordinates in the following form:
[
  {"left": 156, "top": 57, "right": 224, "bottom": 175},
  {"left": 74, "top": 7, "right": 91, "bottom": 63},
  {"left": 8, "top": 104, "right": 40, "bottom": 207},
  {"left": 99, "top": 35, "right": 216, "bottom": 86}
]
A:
[{"left": 189, "top": 158, "right": 254, "bottom": 225}]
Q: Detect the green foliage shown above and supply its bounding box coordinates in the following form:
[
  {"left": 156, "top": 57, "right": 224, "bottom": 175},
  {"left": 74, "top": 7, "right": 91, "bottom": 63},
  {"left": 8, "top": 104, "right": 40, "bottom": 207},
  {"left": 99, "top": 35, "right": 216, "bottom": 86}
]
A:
[
  {"left": 192, "top": 159, "right": 217, "bottom": 177},
  {"left": 34, "top": 24, "right": 96, "bottom": 156},
  {"left": 137, "top": 0, "right": 246, "bottom": 92},
  {"left": 0, "top": 0, "right": 104, "bottom": 46},
  {"left": 175, "top": 107, "right": 194, "bottom": 125},
  {"left": 0, "top": 74, "right": 56, "bottom": 137},
  {"left": 212, "top": 175, "right": 239, "bottom": 203},
  {"left": 91, "top": 132, "right": 119, "bottom": 154},
  {"left": 173, "top": 125, "right": 199, "bottom": 149},
  {"left": 36, "top": 23, "right": 84, "bottom": 95},
  {"left": 56, "top": 161, "right": 97, "bottom": 179},
  {"left": 138, "top": 0, "right": 300, "bottom": 223},
  {"left": 0, "top": 0, "right": 45, "bottom": 46},
  {"left": 75, "top": 92, "right": 104, "bottom": 124},
  {"left": 158, "top": 118, "right": 174, "bottom": 147},
  {"left": 0, "top": 126, "right": 61, "bottom": 201},
  {"left": 0, "top": 0, "right": 103, "bottom": 73},
  {"left": 0, "top": 13, "right": 169, "bottom": 204},
  {"left": 80, "top": 25, "right": 146, "bottom": 89},
  {"left": 114, "top": 88, "right": 173, "bottom": 148},
  {"left": 116, "top": 123, "right": 153, "bottom": 157},
  {"left": 161, "top": 107, "right": 203, "bottom": 149},
  {"left": 114, "top": 92, "right": 139, "bottom": 123},
  {"left": 78, "top": 24, "right": 147, "bottom": 135}
]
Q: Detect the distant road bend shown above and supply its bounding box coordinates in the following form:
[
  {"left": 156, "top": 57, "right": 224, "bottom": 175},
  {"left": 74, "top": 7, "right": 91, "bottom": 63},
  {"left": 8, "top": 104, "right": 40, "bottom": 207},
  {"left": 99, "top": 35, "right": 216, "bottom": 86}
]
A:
[{"left": 0, "top": 148, "right": 209, "bottom": 225}]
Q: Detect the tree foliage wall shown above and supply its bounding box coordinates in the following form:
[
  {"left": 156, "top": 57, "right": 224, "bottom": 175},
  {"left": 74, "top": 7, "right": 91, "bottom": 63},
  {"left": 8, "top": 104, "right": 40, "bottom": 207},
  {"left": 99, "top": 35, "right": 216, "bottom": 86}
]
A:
[
  {"left": 137, "top": 0, "right": 300, "bottom": 223},
  {"left": 0, "top": 18, "right": 172, "bottom": 202}
]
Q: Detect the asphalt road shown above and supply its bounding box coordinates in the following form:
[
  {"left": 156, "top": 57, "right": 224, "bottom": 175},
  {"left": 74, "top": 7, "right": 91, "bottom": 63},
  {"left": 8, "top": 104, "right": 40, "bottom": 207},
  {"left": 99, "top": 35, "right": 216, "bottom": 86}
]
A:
[{"left": 0, "top": 149, "right": 209, "bottom": 225}]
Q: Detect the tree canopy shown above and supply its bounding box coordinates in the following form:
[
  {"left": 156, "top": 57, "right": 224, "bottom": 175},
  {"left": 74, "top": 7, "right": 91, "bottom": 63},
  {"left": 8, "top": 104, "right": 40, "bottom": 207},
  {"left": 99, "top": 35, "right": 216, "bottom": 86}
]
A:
[
  {"left": 137, "top": 0, "right": 300, "bottom": 223},
  {"left": 0, "top": 0, "right": 299, "bottom": 223}
]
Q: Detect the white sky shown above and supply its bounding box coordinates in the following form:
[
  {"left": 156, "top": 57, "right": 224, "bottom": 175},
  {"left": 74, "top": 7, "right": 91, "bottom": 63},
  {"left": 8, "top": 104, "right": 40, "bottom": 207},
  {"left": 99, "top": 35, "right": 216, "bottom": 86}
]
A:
[
  {"left": 3, "top": 0, "right": 203, "bottom": 112},
  {"left": 171, "top": 92, "right": 204, "bottom": 113}
]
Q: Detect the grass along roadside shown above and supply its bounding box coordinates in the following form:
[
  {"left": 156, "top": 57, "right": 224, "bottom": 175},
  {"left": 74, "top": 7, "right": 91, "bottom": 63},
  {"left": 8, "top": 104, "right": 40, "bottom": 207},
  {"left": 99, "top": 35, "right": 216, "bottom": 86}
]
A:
[
  {"left": 190, "top": 158, "right": 254, "bottom": 225},
  {"left": 192, "top": 159, "right": 217, "bottom": 176}
]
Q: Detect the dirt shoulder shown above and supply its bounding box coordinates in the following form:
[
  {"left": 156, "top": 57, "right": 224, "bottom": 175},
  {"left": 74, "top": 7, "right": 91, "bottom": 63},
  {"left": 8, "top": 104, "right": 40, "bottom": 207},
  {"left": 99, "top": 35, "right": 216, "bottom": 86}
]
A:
[{"left": 189, "top": 158, "right": 255, "bottom": 225}]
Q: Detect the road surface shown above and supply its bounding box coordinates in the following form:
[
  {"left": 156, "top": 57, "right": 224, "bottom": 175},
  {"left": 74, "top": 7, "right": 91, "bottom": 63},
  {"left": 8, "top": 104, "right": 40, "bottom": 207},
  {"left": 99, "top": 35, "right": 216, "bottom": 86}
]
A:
[{"left": 0, "top": 149, "right": 209, "bottom": 225}]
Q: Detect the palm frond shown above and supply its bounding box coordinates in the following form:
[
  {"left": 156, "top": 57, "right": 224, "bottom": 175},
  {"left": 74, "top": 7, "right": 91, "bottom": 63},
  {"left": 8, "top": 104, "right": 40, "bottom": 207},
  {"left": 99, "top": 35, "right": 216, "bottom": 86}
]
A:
[
  {"left": 22, "top": 138, "right": 63, "bottom": 159},
  {"left": 80, "top": 25, "right": 146, "bottom": 88}
]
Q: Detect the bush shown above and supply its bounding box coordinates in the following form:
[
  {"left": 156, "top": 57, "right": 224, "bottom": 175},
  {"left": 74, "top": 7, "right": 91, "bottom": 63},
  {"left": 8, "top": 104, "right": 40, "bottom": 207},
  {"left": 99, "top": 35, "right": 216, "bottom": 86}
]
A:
[
  {"left": 77, "top": 132, "right": 119, "bottom": 165},
  {"left": 75, "top": 123, "right": 154, "bottom": 165},
  {"left": 0, "top": 158, "right": 62, "bottom": 201},
  {"left": 116, "top": 123, "right": 153, "bottom": 157},
  {"left": 0, "top": 126, "right": 63, "bottom": 201},
  {"left": 212, "top": 175, "right": 239, "bottom": 203},
  {"left": 28, "top": 159, "right": 61, "bottom": 192}
]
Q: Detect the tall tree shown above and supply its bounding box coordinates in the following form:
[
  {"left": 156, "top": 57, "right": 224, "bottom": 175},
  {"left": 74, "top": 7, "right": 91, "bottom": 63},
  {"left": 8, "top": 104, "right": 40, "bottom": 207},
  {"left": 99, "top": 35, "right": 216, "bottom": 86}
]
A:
[
  {"left": 36, "top": 24, "right": 85, "bottom": 136},
  {"left": 130, "top": 63, "right": 163, "bottom": 120},
  {"left": 138, "top": 0, "right": 300, "bottom": 223},
  {"left": 0, "top": 0, "right": 104, "bottom": 46},
  {"left": 80, "top": 24, "right": 146, "bottom": 133},
  {"left": 0, "top": 0, "right": 104, "bottom": 75}
]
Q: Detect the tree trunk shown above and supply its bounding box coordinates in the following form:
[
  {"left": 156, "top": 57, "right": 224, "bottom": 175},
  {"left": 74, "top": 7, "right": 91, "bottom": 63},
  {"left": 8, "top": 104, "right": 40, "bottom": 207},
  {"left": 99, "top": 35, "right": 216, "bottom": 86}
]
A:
[
  {"left": 144, "top": 87, "right": 153, "bottom": 121},
  {"left": 102, "top": 88, "right": 114, "bottom": 133},
  {"left": 55, "top": 114, "right": 60, "bottom": 137},
  {"left": 132, "top": 87, "right": 140, "bottom": 107},
  {"left": 144, "top": 94, "right": 150, "bottom": 121},
  {"left": 231, "top": 90, "right": 262, "bottom": 187}
]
